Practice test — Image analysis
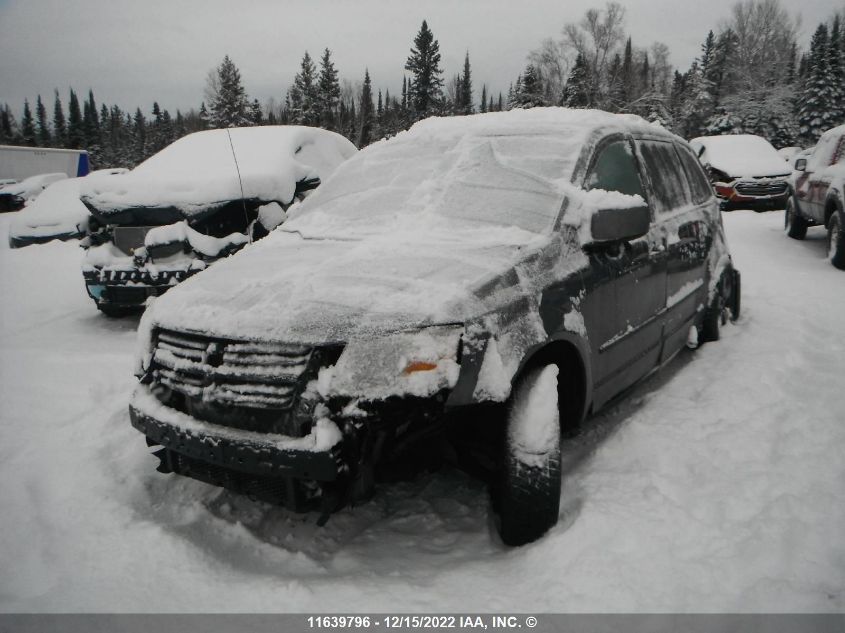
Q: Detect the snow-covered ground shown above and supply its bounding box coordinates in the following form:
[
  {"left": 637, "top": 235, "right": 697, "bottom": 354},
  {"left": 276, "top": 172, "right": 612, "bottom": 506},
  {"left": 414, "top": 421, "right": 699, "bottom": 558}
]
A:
[{"left": 0, "top": 210, "right": 843, "bottom": 613}]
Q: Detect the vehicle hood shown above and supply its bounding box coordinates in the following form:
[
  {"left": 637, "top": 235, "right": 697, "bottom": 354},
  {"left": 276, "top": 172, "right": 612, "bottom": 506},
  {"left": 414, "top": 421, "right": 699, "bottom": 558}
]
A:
[
  {"left": 691, "top": 134, "right": 790, "bottom": 179},
  {"left": 148, "top": 225, "right": 556, "bottom": 344}
]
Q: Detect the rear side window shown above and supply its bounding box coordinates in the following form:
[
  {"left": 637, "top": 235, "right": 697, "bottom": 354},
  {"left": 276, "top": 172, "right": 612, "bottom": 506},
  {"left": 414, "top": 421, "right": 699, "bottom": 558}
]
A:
[
  {"left": 676, "top": 145, "right": 715, "bottom": 205},
  {"left": 585, "top": 140, "right": 646, "bottom": 198},
  {"left": 638, "top": 140, "right": 692, "bottom": 214}
]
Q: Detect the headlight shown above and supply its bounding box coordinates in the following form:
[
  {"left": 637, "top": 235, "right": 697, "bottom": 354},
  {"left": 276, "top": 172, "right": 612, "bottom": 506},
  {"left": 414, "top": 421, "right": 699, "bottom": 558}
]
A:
[{"left": 324, "top": 325, "right": 463, "bottom": 399}]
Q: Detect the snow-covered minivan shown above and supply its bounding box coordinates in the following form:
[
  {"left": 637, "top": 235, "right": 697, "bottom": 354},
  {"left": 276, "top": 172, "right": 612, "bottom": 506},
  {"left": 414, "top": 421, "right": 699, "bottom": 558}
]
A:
[
  {"left": 130, "top": 108, "right": 740, "bottom": 546},
  {"left": 78, "top": 126, "right": 357, "bottom": 315}
]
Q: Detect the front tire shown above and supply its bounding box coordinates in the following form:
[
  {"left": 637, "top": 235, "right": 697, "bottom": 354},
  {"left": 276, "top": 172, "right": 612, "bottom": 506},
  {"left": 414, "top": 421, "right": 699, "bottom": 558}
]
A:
[
  {"left": 785, "top": 198, "right": 808, "bottom": 240},
  {"left": 828, "top": 211, "right": 845, "bottom": 270},
  {"left": 497, "top": 364, "right": 561, "bottom": 547}
]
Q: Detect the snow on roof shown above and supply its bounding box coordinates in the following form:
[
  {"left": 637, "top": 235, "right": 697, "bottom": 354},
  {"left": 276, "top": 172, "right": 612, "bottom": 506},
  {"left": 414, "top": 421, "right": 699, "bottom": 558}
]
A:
[
  {"left": 148, "top": 108, "right": 661, "bottom": 344},
  {"left": 79, "top": 126, "right": 357, "bottom": 216},
  {"left": 690, "top": 134, "right": 790, "bottom": 178}
]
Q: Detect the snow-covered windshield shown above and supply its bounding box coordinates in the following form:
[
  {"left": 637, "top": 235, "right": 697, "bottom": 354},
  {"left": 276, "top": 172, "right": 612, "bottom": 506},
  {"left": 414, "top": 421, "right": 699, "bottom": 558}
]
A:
[{"left": 284, "top": 112, "right": 586, "bottom": 241}]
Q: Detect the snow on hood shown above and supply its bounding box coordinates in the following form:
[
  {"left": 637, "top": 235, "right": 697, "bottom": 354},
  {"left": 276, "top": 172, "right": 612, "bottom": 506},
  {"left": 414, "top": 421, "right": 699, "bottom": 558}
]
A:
[
  {"left": 149, "top": 227, "right": 545, "bottom": 343},
  {"left": 8, "top": 170, "right": 126, "bottom": 245},
  {"left": 148, "top": 108, "right": 657, "bottom": 344},
  {"left": 690, "top": 134, "right": 790, "bottom": 179},
  {"left": 79, "top": 126, "right": 357, "bottom": 218}
]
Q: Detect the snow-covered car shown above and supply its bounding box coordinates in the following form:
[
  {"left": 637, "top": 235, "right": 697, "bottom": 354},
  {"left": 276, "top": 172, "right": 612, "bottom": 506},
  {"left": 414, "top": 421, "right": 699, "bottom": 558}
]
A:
[
  {"left": 690, "top": 134, "right": 791, "bottom": 211},
  {"left": 0, "top": 172, "right": 67, "bottom": 212},
  {"left": 7, "top": 169, "right": 127, "bottom": 248},
  {"left": 129, "top": 108, "right": 740, "bottom": 546},
  {"left": 785, "top": 124, "right": 845, "bottom": 269},
  {"left": 79, "top": 126, "right": 357, "bottom": 316}
]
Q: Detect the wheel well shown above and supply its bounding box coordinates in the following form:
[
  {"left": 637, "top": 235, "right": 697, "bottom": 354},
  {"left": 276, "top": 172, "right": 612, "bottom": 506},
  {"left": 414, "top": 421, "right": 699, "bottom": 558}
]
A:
[{"left": 519, "top": 341, "right": 587, "bottom": 434}]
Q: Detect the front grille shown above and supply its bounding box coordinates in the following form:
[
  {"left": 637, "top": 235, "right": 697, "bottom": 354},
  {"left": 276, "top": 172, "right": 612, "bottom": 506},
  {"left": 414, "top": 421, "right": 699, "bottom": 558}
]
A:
[
  {"left": 735, "top": 180, "right": 788, "bottom": 196},
  {"left": 112, "top": 226, "right": 155, "bottom": 255},
  {"left": 151, "top": 329, "right": 313, "bottom": 411}
]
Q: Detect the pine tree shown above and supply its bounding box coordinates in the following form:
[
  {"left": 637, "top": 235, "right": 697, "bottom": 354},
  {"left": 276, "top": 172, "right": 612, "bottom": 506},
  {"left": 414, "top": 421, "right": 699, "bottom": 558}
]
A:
[
  {"left": 206, "top": 55, "right": 251, "bottom": 128},
  {"left": 827, "top": 15, "right": 845, "bottom": 128},
  {"left": 35, "top": 95, "right": 51, "bottom": 146},
  {"left": 66, "top": 89, "right": 84, "bottom": 148},
  {"left": 620, "top": 37, "right": 635, "bottom": 107},
  {"left": 317, "top": 48, "right": 340, "bottom": 129},
  {"left": 249, "top": 99, "right": 263, "bottom": 125},
  {"left": 405, "top": 20, "right": 444, "bottom": 118},
  {"left": 358, "top": 69, "right": 374, "bottom": 148},
  {"left": 563, "top": 54, "right": 591, "bottom": 108},
  {"left": 20, "top": 100, "right": 36, "bottom": 146},
  {"left": 459, "top": 51, "right": 474, "bottom": 114},
  {"left": 198, "top": 102, "right": 210, "bottom": 130},
  {"left": 53, "top": 90, "right": 67, "bottom": 147},
  {"left": 131, "top": 108, "right": 147, "bottom": 166},
  {"left": 84, "top": 90, "right": 100, "bottom": 147},
  {"left": 290, "top": 51, "right": 319, "bottom": 126},
  {"left": 0, "top": 104, "right": 15, "bottom": 144},
  {"left": 512, "top": 64, "right": 546, "bottom": 109},
  {"left": 797, "top": 24, "right": 837, "bottom": 145}
]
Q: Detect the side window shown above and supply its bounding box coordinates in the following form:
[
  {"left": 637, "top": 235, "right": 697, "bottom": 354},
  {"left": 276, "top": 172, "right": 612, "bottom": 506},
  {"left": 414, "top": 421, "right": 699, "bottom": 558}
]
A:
[
  {"left": 638, "top": 140, "right": 692, "bottom": 214},
  {"left": 585, "top": 140, "right": 646, "bottom": 198},
  {"left": 676, "top": 145, "right": 715, "bottom": 205}
]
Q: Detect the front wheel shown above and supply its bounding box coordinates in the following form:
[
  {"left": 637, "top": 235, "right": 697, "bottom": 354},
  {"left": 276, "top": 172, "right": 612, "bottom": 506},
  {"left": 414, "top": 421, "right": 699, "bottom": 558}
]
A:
[
  {"left": 701, "top": 269, "right": 738, "bottom": 343},
  {"left": 497, "top": 364, "right": 561, "bottom": 547},
  {"left": 785, "top": 198, "right": 808, "bottom": 240},
  {"left": 828, "top": 211, "right": 845, "bottom": 270}
]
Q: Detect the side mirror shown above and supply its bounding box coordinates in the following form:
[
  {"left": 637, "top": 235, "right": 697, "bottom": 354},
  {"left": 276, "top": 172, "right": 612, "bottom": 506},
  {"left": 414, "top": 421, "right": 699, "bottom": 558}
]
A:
[
  {"left": 589, "top": 205, "right": 651, "bottom": 246},
  {"left": 794, "top": 158, "right": 807, "bottom": 172}
]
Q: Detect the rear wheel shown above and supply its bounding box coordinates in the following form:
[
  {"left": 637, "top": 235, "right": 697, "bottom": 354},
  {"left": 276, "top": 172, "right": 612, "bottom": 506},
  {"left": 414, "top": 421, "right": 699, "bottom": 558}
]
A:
[
  {"left": 785, "top": 198, "right": 808, "bottom": 240},
  {"left": 497, "top": 364, "right": 561, "bottom": 547},
  {"left": 828, "top": 211, "right": 845, "bottom": 270},
  {"left": 701, "top": 269, "right": 738, "bottom": 343}
]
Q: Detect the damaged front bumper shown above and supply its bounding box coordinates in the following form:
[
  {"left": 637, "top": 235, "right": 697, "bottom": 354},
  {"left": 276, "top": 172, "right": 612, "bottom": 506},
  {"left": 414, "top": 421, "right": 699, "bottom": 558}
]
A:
[
  {"left": 130, "top": 385, "right": 348, "bottom": 511},
  {"left": 84, "top": 267, "right": 193, "bottom": 308}
]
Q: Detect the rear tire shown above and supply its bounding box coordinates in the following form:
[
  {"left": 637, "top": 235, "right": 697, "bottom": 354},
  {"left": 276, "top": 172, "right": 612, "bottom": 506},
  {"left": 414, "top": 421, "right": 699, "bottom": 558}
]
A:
[
  {"left": 701, "top": 269, "right": 737, "bottom": 343},
  {"left": 497, "top": 364, "right": 561, "bottom": 547},
  {"left": 785, "top": 198, "right": 808, "bottom": 240},
  {"left": 828, "top": 211, "right": 845, "bottom": 270}
]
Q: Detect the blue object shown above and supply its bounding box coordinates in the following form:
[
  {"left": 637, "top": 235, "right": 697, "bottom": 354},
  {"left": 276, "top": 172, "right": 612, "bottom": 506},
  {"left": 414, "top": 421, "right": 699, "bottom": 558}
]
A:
[{"left": 77, "top": 152, "right": 90, "bottom": 177}]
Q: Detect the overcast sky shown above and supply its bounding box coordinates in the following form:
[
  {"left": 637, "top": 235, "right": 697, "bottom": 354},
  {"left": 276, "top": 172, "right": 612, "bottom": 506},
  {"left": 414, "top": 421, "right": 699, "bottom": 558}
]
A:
[{"left": 0, "top": 0, "right": 840, "bottom": 116}]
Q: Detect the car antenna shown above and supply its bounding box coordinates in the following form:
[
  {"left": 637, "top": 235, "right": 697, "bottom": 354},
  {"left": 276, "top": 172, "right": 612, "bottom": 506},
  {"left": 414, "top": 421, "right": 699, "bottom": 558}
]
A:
[{"left": 225, "top": 127, "right": 251, "bottom": 244}]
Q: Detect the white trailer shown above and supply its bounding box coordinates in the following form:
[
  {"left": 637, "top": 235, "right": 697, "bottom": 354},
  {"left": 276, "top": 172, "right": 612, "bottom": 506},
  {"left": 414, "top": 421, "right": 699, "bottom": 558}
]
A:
[{"left": 0, "top": 145, "right": 90, "bottom": 181}]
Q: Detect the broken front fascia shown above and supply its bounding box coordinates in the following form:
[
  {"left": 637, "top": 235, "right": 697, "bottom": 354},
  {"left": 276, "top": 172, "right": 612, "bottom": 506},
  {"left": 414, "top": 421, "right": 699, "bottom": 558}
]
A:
[{"left": 81, "top": 204, "right": 289, "bottom": 303}]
